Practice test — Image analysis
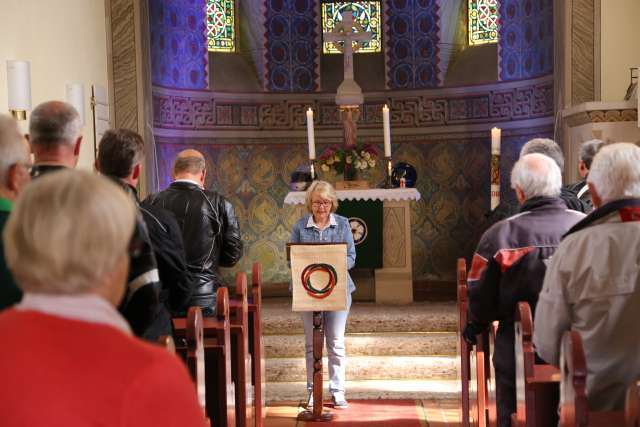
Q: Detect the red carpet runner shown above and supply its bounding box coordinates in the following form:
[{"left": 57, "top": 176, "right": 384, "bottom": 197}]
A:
[{"left": 303, "top": 399, "right": 427, "bottom": 427}]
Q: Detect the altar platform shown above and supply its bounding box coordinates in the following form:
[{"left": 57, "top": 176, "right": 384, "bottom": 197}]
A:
[{"left": 284, "top": 188, "right": 421, "bottom": 304}]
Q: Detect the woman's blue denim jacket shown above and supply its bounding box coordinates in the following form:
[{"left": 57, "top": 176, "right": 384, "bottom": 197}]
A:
[{"left": 290, "top": 213, "right": 356, "bottom": 293}]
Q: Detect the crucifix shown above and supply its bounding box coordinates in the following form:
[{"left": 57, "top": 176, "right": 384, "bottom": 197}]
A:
[
  {"left": 323, "top": 11, "right": 373, "bottom": 153},
  {"left": 323, "top": 11, "right": 373, "bottom": 84}
]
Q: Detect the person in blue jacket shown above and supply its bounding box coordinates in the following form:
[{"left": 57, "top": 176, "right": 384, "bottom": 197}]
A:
[{"left": 290, "top": 180, "right": 356, "bottom": 409}]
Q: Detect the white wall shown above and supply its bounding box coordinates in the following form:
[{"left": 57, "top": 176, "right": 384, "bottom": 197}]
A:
[
  {"left": 0, "top": 0, "right": 109, "bottom": 170},
  {"left": 600, "top": 1, "right": 640, "bottom": 101}
]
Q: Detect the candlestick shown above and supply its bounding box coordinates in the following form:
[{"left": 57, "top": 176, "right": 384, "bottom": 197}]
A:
[
  {"left": 491, "top": 127, "right": 501, "bottom": 155},
  {"left": 381, "top": 156, "right": 393, "bottom": 189},
  {"left": 382, "top": 104, "right": 391, "bottom": 157},
  {"left": 306, "top": 108, "right": 316, "bottom": 160},
  {"left": 309, "top": 161, "right": 316, "bottom": 181}
]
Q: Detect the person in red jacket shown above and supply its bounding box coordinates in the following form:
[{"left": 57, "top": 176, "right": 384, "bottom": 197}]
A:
[{"left": 0, "top": 169, "right": 206, "bottom": 427}]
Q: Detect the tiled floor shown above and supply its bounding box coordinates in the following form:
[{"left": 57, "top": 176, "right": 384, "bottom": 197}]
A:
[{"left": 264, "top": 399, "right": 461, "bottom": 427}]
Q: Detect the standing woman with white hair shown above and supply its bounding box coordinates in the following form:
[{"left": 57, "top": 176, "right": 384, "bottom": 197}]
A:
[
  {"left": 290, "top": 180, "right": 356, "bottom": 409},
  {"left": 0, "top": 170, "right": 207, "bottom": 427}
]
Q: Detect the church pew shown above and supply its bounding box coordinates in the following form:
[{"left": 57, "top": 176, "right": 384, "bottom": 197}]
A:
[
  {"left": 458, "top": 257, "right": 488, "bottom": 427},
  {"left": 513, "top": 302, "right": 559, "bottom": 427},
  {"left": 174, "top": 287, "right": 236, "bottom": 427},
  {"left": 458, "top": 258, "right": 474, "bottom": 426},
  {"left": 487, "top": 321, "right": 499, "bottom": 427},
  {"left": 249, "top": 262, "right": 266, "bottom": 427},
  {"left": 559, "top": 330, "right": 625, "bottom": 427},
  {"left": 625, "top": 381, "right": 640, "bottom": 427},
  {"left": 229, "top": 272, "right": 254, "bottom": 427},
  {"left": 173, "top": 307, "right": 211, "bottom": 426}
]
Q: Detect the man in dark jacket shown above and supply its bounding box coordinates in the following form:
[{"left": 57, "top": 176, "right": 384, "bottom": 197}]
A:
[
  {"left": 145, "top": 149, "right": 243, "bottom": 315},
  {"left": 564, "top": 139, "right": 605, "bottom": 213},
  {"left": 464, "top": 153, "right": 585, "bottom": 426},
  {"left": 0, "top": 115, "right": 31, "bottom": 310},
  {"left": 96, "top": 129, "right": 191, "bottom": 339}
]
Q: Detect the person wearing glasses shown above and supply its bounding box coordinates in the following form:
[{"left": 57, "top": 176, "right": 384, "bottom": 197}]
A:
[
  {"left": 290, "top": 180, "right": 356, "bottom": 409},
  {"left": 0, "top": 115, "right": 31, "bottom": 311}
]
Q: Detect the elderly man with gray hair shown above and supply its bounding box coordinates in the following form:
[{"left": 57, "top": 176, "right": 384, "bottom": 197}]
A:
[
  {"left": 0, "top": 169, "right": 207, "bottom": 426},
  {"left": 27, "top": 100, "right": 83, "bottom": 178},
  {"left": 534, "top": 142, "right": 640, "bottom": 412},
  {"left": 0, "top": 115, "right": 31, "bottom": 310},
  {"left": 464, "top": 153, "right": 585, "bottom": 426}
]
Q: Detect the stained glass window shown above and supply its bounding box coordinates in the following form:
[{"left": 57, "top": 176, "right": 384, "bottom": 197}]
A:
[
  {"left": 468, "top": 0, "right": 499, "bottom": 45},
  {"left": 207, "top": 0, "right": 235, "bottom": 52},
  {"left": 322, "top": 2, "right": 382, "bottom": 54}
]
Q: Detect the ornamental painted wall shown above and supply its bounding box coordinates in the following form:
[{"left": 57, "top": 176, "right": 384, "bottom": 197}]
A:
[
  {"left": 498, "top": 0, "right": 553, "bottom": 81},
  {"left": 384, "top": 0, "right": 440, "bottom": 89},
  {"left": 149, "top": 0, "right": 209, "bottom": 89},
  {"left": 264, "top": 0, "right": 321, "bottom": 92},
  {"left": 153, "top": 127, "right": 548, "bottom": 288}
]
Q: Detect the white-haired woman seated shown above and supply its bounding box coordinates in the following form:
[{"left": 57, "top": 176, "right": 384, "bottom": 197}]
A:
[
  {"left": 290, "top": 180, "right": 356, "bottom": 409},
  {"left": 0, "top": 170, "right": 206, "bottom": 427}
]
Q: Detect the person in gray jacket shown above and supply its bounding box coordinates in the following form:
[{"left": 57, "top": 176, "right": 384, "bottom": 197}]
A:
[{"left": 534, "top": 142, "right": 640, "bottom": 411}]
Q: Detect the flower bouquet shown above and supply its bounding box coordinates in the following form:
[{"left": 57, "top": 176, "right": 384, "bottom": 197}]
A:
[{"left": 318, "top": 144, "right": 379, "bottom": 181}]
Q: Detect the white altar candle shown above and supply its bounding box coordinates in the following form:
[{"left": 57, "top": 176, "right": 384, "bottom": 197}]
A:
[
  {"left": 491, "top": 127, "right": 501, "bottom": 154},
  {"left": 306, "top": 108, "right": 316, "bottom": 160},
  {"left": 382, "top": 104, "right": 391, "bottom": 157}
]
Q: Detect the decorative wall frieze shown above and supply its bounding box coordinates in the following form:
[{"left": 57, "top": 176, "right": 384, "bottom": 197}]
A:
[
  {"left": 562, "top": 101, "right": 638, "bottom": 127},
  {"left": 152, "top": 74, "right": 553, "bottom": 133}
]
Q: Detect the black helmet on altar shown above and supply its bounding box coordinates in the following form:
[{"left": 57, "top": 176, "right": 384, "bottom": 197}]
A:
[{"left": 391, "top": 162, "right": 417, "bottom": 188}]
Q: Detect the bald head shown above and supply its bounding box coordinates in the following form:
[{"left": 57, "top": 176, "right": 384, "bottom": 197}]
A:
[
  {"left": 29, "top": 101, "right": 82, "bottom": 167},
  {"left": 511, "top": 153, "right": 562, "bottom": 204},
  {"left": 172, "top": 149, "right": 206, "bottom": 185}
]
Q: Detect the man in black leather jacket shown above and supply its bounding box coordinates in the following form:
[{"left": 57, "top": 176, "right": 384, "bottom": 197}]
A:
[
  {"left": 97, "top": 129, "right": 192, "bottom": 339},
  {"left": 145, "top": 149, "right": 243, "bottom": 315}
]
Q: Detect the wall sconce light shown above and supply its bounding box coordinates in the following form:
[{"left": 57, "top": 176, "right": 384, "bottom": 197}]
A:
[
  {"left": 6, "top": 60, "right": 32, "bottom": 121},
  {"left": 65, "top": 82, "right": 85, "bottom": 125}
]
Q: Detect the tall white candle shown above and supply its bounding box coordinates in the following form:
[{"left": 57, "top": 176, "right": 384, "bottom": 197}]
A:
[
  {"left": 382, "top": 104, "right": 391, "bottom": 157},
  {"left": 491, "top": 127, "right": 501, "bottom": 154},
  {"left": 306, "top": 108, "right": 316, "bottom": 160},
  {"left": 490, "top": 127, "right": 501, "bottom": 210}
]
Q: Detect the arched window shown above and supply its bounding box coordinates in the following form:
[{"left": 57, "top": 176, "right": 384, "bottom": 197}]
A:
[
  {"left": 322, "top": 1, "right": 382, "bottom": 54},
  {"left": 207, "top": 0, "right": 235, "bottom": 52},
  {"left": 468, "top": 0, "right": 498, "bottom": 45}
]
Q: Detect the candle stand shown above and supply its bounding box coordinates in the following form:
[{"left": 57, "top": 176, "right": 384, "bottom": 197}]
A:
[{"left": 382, "top": 156, "right": 393, "bottom": 188}]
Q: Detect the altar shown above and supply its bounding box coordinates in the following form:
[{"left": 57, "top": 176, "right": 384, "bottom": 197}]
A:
[{"left": 284, "top": 188, "right": 421, "bottom": 304}]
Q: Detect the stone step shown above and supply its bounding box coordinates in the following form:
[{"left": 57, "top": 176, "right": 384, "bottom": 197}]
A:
[
  {"left": 265, "top": 380, "right": 461, "bottom": 404},
  {"left": 262, "top": 298, "right": 457, "bottom": 334},
  {"left": 266, "top": 355, "right": 458, "bottom": 382},
  {"left": 265, "top": 332, "right": 458, "bottom": 358}
]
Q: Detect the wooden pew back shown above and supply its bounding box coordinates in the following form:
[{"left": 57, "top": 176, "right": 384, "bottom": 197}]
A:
[
  {"left": 158, "top": 335, "right": 176, "bottom": 354},
  {"left": 250, "top": 262, "right": 266, "bottom": 427},
  {"left": 458, "top": 258, "right": 476, "bottom": 427},
  {"left": 186, "top": 306, "right": 206, "bottom": 410},
  {"left": 174, "top": 287, "right": 235, "bottom": 427},
  {"left": 230, "top": 272, "right": 254, "bottom": 427},
  {"left": 514, "top": 302, "right": 559, "bottom": 427},
  {"left": 626, "top": 381, "right": 640, "bottom": 427},
  {"left": 559, "top": 330, "right": 588, "bottom": 427},
  {"left": 560, "top": 330, "right": 627, "bottom": 427}
]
